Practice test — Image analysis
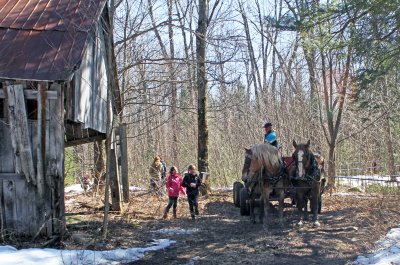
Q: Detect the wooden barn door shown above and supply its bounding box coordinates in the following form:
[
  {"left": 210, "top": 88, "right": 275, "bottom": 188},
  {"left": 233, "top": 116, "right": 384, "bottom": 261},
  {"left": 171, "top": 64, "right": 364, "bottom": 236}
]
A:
[{"left": 0, "top": 83, "right": 65, "bottom": 237}]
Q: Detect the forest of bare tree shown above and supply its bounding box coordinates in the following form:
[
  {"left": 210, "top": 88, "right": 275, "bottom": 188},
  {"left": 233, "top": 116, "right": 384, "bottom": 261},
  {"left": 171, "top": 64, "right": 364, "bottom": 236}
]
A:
[{"left": 66, "top": 0, "right": 400, "bottom": 189}]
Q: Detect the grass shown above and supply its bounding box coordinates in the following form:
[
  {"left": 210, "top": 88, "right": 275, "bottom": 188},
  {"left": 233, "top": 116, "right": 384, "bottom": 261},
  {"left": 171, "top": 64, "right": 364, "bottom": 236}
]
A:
[
  {"left": 66, "top": 215, "right": 88, "bottom": 225},
  {"left": 364, "top": 183, "right": 400, "bottom": 195}
]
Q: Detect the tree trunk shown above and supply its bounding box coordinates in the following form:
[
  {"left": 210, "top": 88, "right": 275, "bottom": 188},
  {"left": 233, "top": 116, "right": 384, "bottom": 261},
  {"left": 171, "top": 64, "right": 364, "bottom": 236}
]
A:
[
  {"left": 197, "top": 0, "right": 209, "bottom": 174},
  {"left": 238, "top": 0, "right": 261, "bottom": 104},
  {"left": 327, "top": 144, "right": 336, "bottom": 189},
  {"left": 103, "top": 0, "right": 120, "bottom": 239},
  {"left": 168, "top": 0, "right": 178, "bottom": 166},
  {"left": 383, "top": 111, "right": 395, "bottom": 181}
]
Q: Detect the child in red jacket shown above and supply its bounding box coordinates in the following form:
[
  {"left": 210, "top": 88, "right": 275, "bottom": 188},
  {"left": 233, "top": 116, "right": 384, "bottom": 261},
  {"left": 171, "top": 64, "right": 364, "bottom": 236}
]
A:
[{"left": 163, "top": 166, "right": 186, "bottom": 219}]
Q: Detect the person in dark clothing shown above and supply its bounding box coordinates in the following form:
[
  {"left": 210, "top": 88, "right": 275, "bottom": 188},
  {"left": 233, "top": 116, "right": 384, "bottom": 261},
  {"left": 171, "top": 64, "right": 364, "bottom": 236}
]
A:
[{"left": 182, "top": 164, "right": 202, "bottom": 220}]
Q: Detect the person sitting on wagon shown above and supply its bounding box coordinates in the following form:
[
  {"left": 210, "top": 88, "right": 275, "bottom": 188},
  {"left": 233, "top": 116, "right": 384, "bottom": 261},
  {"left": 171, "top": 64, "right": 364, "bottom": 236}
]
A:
[{"left": 263, "top": 121, "right": 279, "bottom": 148}]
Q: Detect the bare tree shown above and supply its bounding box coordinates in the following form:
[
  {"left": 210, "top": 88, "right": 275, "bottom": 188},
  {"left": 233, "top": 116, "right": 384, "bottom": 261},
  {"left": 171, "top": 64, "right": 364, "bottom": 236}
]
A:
[{"left": 196, "top": 0, "right": 209, "bottom": 173}]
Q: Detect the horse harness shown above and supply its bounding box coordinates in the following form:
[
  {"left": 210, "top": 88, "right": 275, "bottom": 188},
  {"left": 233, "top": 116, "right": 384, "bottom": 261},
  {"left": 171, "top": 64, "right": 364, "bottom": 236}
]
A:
[
  {"left": 250, "top": 160, "right": 285, "bottom": 195},
  {"left": 259, "top": 159, "right": 285, "bottom": 185},
  {"left": 243, "top": 151, "right": 285, "bottom": 195},
  {"left": 292, "top": 151, "right": 321, "bottom": 186}
]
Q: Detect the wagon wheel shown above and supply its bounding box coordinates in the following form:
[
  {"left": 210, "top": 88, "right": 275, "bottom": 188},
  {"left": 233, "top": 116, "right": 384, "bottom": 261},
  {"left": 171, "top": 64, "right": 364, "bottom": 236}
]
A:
[
  {"left": 239, "top": 187, "right": 250, "bottom": 216},
  {"left": 233, "top": 181, "right": 244, "bottom": 207}
]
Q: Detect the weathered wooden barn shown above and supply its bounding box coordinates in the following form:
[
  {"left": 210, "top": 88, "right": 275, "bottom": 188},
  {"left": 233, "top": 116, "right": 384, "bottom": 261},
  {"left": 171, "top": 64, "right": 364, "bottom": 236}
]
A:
[{"left": 0, "top": 0, "right": 122, "bottom": 237}]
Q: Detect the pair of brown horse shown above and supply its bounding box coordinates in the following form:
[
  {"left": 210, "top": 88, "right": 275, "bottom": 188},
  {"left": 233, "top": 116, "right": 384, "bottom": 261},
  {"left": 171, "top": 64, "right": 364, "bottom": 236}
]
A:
[{"left": 241, "top": 140, "right": 323, "bottom": 227}]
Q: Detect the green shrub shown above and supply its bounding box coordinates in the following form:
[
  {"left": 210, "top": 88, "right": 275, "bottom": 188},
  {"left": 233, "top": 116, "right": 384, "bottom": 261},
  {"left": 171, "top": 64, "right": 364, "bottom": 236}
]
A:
[{"left": 64, "top": 147, "right": 80, "bottom": 186}]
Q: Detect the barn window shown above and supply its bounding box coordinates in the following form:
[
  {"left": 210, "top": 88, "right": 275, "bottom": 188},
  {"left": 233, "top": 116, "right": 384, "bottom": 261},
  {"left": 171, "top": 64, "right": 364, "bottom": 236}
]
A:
[
  {"left": 0, "top": 83, "right": 4, "bottom": 118},
  {"left": 0, "top": 98, "right": 4, "bottom": 119},
  {"left": 26, "top": 99, "right": 38, "bottom": 120}
]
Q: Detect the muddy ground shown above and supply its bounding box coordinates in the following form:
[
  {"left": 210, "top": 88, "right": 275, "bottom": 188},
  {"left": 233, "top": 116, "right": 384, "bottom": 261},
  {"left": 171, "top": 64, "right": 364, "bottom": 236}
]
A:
[{"left": 35, "top": 188, "right": 400, "bottom": 264}]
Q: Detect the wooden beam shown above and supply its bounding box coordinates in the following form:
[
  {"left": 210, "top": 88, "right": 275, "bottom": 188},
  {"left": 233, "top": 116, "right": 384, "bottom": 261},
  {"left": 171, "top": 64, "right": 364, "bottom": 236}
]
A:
[
  {"left": 65, "top": 122, "right": 106, "bottom": 147},
  {"left": 5, "top": 84, "right": 36, "bottom": 185},
  {"left": 0, "top": 174, "right": 25, "bottom": 180},
  {"left": 109, "top": 142, "right": 121, "bottom": 212},
  {"left": 0, "top": 89, "right": 57, "bottom": 99},
  {"left": 119, "top": 123, "right": 129, "bottom": 203},
  {"left": 65, "top": 135, "right": 106, "bottom": 147},
  {"left": 52, "top": 83, "right": 65, "bottom": 235},
  {"left": 36, "top": 82, "right": 47, "bottom": 199}
]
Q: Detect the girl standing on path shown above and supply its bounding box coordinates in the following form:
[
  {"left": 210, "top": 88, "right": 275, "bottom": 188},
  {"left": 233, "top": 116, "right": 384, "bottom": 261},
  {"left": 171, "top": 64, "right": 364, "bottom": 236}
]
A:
[{"left": 163, "top": 166, "right": 186, "bottom": 219}]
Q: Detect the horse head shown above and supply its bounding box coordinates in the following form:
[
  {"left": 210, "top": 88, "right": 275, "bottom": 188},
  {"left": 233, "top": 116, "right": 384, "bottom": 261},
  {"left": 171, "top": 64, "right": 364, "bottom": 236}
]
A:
[
  {"left": 242, "top": 147, "right": 259, "bottom": 182},
  {"left": 292, "top": 139, "right": 313, "bottom": 178}
]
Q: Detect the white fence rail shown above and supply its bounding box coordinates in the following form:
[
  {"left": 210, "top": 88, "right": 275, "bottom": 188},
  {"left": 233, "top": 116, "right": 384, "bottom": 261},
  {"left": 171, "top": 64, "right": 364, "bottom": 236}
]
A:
[{"left": 335, "top": 162, "right": 400, "bottom": 189}]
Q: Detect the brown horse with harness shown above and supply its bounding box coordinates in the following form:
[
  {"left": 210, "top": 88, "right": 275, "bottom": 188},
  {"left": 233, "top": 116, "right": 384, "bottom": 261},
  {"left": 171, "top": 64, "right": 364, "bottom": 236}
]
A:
[
  {"left": 238, "top": 141, "right": 325, "bottom": 227},
  {"left": 241, "top": 144, "right": 289, "bottom": 226},
  {"left": 289, "top": 140, "right": 322, "bottom": 227}
]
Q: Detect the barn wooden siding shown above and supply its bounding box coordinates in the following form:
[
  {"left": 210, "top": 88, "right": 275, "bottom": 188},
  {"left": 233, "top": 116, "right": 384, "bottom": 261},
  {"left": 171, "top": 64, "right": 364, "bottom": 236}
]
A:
[
  {"left": 0, "top": 82, "right": 65, "bottom": 236},
  {"left": 69, "top": 23, "right": 108, "bottom": 134},
  {"left": 0, "top": 0, "right": 123, "bottom": 238}
]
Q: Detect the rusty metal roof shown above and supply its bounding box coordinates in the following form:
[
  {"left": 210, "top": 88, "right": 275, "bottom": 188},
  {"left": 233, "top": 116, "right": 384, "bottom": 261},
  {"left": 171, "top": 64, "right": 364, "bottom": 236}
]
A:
[{"left": 0, "top": 0, "right": 107, "bottom": 81}]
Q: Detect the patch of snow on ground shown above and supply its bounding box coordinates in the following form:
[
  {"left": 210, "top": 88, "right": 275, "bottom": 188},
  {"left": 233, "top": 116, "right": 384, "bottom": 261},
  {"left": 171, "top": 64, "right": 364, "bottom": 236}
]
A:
[
  {"left": 353, "top": 225, "right": 400, "bottom": 265},
  {"left": 0, "top": 239, "right": 175, "bottom": 265},
  {"left": 154, "top": 228, "right": 200, "bottom": 235}
]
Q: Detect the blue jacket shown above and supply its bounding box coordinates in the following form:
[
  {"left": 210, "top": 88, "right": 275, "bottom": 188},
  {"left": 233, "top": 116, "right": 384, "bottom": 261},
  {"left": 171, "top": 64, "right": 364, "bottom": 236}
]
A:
[{"left": 264, "top": 131, "right": 278, "bottom": 147}]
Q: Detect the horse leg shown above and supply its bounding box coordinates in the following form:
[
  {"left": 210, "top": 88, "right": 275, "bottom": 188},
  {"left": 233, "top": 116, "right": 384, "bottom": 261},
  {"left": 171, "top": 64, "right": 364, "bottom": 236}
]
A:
[
  {"left": 262, "top": 187, "right": 272, "bottom": 226},
  {"left": 249, "top": 197, "right": 256, "bottom": 224},
  {"left": 296, "top": 191, "right": 305, "bottom": 226},
  {"left": 311, "top": 183, "right": 321, "bottom": 227},
  {"left": 259, "top": 197, "right": 265, "bottom": 224},
  {"left": 303, "top": 194, "right": 310, "bottom": 221},
  {"left": 310, "top": 196, "right": 320, "bottom": 227},
  {"left": 277, "top": 188, "right": 285, "bottom": 228}
]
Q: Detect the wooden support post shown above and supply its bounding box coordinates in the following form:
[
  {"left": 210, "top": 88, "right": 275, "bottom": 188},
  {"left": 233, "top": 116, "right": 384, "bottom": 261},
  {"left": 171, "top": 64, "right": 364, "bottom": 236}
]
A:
[
  {"left": 5, "top": 83, "right": 36, "bottom": 185},
  {"left": 94, "top": 139, "right": 105, "bottom": 190},
  {"left": 36, "top": 82, "right": 47, "bottom": 199},
  {"left": 119, "top": 123, "right": 129, "bottom": 202},
  {"left": 53, "top": 83, "right": 65, "bottom": 235},
  {"left": 108, "top": 138, "right": 121, "bottom": 212}
]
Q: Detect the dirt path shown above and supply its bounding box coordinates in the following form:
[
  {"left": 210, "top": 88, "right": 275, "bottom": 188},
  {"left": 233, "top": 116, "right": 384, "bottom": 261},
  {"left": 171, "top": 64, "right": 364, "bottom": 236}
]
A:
[{"left": 64, "top": 190, "right": 400, "bottom": 265}]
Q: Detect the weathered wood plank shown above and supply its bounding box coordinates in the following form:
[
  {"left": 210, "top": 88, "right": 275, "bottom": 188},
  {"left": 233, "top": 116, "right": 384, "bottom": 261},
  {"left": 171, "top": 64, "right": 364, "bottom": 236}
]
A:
[
  {"left": 119, "top": 123, "right": 129, "bottom": 203},
  {"left": 0, "top": 180, "right": 4, "bottom": 233},
  {"left": 45, "top": 93, "right": 57, "bottom": 236},
  {"left": 64, "top": 121, "right": 106, "bottom": 147},
  {"left": 15, "top": 178, "right": 28, "bottom": 235},
  {"left": 0, "top": 89, "right": 57, "bottom": 99},
  {"left": 65, "top": 82, "right": 74, "bottom": 120},
  {"left": 3, "top": 85, "right": 21, "bottom": 174},
  {"left": 36, "top": 82, "right": 47, "bottom": 199},
  {"left": 0, "top": 174, "right": 25, "bottom": 180},
  {"left": 109, "top": 144, "right": 121, "bottom": 212},
  {"left": 53, "top": 83, "right": 65, "bottom": 234},
  {"left": 3, "top": 180, "right": 17, "bottom": 230},
  {"left": 0, "top": 121, "right": 14, "bottom": 173},
  {"left": 5, "top": 84, "right": 36, "bottom": 185},
  {"left": 28, "top": 122, "right": 38, "bottom": 178}
]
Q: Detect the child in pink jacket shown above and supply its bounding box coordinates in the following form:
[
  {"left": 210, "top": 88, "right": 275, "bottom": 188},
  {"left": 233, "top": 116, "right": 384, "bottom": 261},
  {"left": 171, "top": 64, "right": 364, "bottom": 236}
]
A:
[{"left": 163, "top": 166, "right": 186, "bottom": 219}]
